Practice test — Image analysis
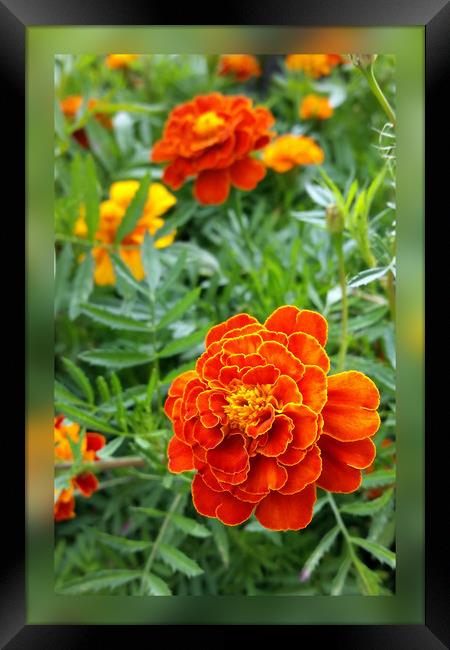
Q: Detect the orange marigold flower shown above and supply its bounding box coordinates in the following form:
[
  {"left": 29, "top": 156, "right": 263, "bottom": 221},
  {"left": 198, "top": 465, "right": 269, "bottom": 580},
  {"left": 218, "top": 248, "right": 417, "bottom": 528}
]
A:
[
  {"left": 106, "top": 54, "right": 140, "bottom": 69},
  {"left": 218, "top": 55, "right": 262, "bottom": 82},
  {"left": 74, "top": 180, "right": 176, "bottom": 285},
  {"left": 151, "top": 92, "right": 275, "bottom": 205},
  {"left": 263, "top": 134, "right": 324, "bottom": 173},
  {"left": 285, "top": 54, "right": 343, "bottom": 78},
  {"left": 164, "top": 305, "right": 380, "bottom": 531},
  {"left": 54, "top": 416, "right": 106, "bottom": 521},
  {"left": 300, "top": 94, "right": 334, "bottom": 120},
  {"left": 60, "top": 95, "right": 112, "bottom": 148}
]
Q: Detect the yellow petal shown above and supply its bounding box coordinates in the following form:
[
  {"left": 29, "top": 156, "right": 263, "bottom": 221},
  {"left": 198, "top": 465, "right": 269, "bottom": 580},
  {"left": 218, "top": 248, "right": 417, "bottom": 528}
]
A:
[
  {"left": 93, "top": 248, "right": 116, "bottom": 285},
  {"left": 144, "top": 182, "right": 177, "bottom": 220},
  {"left": 109, "top": 180, "right": 140, "bottom": 208}
]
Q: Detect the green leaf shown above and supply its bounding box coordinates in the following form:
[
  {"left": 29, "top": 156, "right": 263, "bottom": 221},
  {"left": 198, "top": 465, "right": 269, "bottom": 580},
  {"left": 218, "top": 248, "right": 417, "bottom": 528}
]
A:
[
  {"left": 115, "top": 174, "right": 151, "bottom": 243},
  {"left": 170, "top": 514, "right": 211, "bottom": 539},
  {"left": 158, "top": 543, "right": 204, "bottom": 577},
  {"left": 362, "top": 468, "right": 396, "bottom": 488},
  {"left": 330, "top": 555, "right": 352, "bottom": 596},
  {"left": 158, "top": 250, "right": 188, "bottom": 295},
  {"left": 61, "top": 357, "right": 94, "bottom": 404},
  {"left": 54, "top": 402, "right": 121, "bottom": 434},
  {"left": 96, "top": 436, "right": 124, "bottom": 459},
  {"left": 209, "top": 520, "right": 229, "bottom": 567},
  {"left": 55, "top": 244, "right": 74, "bottom": 314},
  {"left": 96, "top": 531, "right": 151, "bottom": 554},
  {"left": 340, "top": 488, "right": 394, "bottom": 516},
  {"left": 142, "top": 232, "right": 161, "bottom": 294},
  {"left": 143, "top": 573, "right": 172, "bottom": 596},
  {"left": 153, "top": 203, "right": 196, "bottom": 242},
  {"left": 158, "top": 327, "right": 208, "bottom": 358},
  {"left": 300, "top": 526, "right": 340, "bottom": 581},
  {"left": 353, "top": 557, "right": 382, "bottom": 596},
  {"left": 347, "top": 265, "right": 391, "bottom": 289},
  {"left": 84, "top": 155, "right": 100, "bottom": 240},
  {"left": 156, "top": 288, "right": 200, "bottom": 331},
  {"left": 80, "top": 303, "right": 150, "bottom": 332},
  {"left": 59, "top": 570, "right": 142, "bottom": 594},
  {"left": 79, "top": 348, "right": 153, "bottom": 369},
  {"left": 351, "top": 537, "right": 396, "bottom": 569},
  {"left": 69, "top": 252, "right": 94, "bottom": 320}
]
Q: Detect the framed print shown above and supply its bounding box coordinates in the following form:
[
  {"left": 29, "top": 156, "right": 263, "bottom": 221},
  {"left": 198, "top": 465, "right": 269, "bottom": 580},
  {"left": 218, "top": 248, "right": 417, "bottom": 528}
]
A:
[{"left": 10, "top": 0, "right": 449, "bottom": 646}]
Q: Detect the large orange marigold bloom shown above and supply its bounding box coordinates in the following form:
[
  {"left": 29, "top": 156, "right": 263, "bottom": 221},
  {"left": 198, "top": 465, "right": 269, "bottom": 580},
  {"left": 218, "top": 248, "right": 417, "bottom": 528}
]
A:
[
  {"left": 106, "top": 54, "right": 139, "bottom": 69},
  {"left": 263, "top": 134, "right": 324, "bottom": 173},
  {"left": 300, "top": 94, "right": 334, "bottom": 120},
  {"left": 285, "top": 54, "right": 343, "bottom": 78},
  {"left": 74, "top": 180, "right": 176, "bottom": 285},
  {"left": 218, "top": 55, "right": 262, "bottom": 82},
  {"left": 151, "top": 92, "right": 275, "bottom": 205},
  {"left": 54, "top": 416, "right": 106, "bottom": 521},
  {"left": 164, "top": 306, "right": 380, "bottom": 531},
  {"left": 60, "top": 95, "right": 112, "bottom": 149}
]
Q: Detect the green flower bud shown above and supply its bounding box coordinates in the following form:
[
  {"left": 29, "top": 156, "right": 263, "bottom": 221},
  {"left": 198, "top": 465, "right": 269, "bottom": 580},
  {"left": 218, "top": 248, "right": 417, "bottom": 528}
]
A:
[
  {"left": 347, "top": 54, "right": 378, "bottom": 69},
  {"left": 326, "top": 204, "right": 345, "bottom": 234}
]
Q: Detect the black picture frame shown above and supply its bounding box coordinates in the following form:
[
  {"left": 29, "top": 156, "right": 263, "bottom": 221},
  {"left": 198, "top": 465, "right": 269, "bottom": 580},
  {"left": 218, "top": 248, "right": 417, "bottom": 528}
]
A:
[{"left": 12, "top": 0, "right": 449, "bottom": 647}]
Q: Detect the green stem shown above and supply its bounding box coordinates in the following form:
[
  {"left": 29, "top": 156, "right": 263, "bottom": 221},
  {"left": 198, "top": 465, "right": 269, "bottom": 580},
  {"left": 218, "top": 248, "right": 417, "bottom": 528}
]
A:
[
  {"left": 362, "top": 63, "right": 396, "bottom": 127},
  {"left": 326, "top": 492, "right": 377, "bottom": 596},
  {"left": 139, "top": 492, "right": 182, "bottom": 595},
  {"left": 335, "top": 235, "right": 348, "bottom": 373},
  {"left": 55, "top": 456, "right": 146, "bottom": 472},
  {"left": 385, "top": 269, "right": 396, "bottom": 320}
]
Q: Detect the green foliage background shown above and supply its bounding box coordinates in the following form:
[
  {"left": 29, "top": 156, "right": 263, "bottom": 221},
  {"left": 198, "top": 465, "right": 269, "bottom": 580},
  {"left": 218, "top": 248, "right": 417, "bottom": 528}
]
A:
[{"left": 54, "top": 54, "right": 396, "bottom": 596}]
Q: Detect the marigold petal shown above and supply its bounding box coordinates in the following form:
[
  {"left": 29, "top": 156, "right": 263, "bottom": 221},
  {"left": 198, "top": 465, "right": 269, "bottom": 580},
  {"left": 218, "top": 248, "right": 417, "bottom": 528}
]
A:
[
  {"left": 264, "top": 305, "right": 301, "bottom": 335},
  {"left": 74, "top": 472, "right": 98, "bottom": 497},
  {"left": 322, "top": 403, "right": 381, "bottom": 441},
  {"left": 167, "top": 436, "right": 195, "bottom": 473},
  {"left": 287, "top": 331, "right": 330, "bottom": 372},
  {"left": 168, "top": 370, "right": 198, "bottom": 398},
  {"left": 255, "top": 484, "right": 316, "bottom": 531},
  {"left": 205, "top": 313, "right": 259, "bottom": 347},
  {"left": 246, "top": 404, "right": 276, "bottom": 438},
  {"left": 191, "top": 473, "right": 224, "bottom": 517},
  {"left": 258, "top": 414, "right": 293, "bottom": 457},
  {"left": 241, "top": 456, "right": 288, "bottom": 494},
  {"left": 271, "top": 375, "right": 302, "bottom": 407},
  {"left": 318, "top": 434, "right": 376, "bottom": 469},
  {"left": 279, "top": 445, "right": 322, "bottom": 494},
  {"left": 326, "top": 371, "right": 380, "bottom": 409},
  {"left": 282, "top": 403, "right": 318, "bottom": 449},
  {"left": 209, "top": 464, "right": 249, "bottom": 485},
  {"left": 192, "top": 419, "right": 224, "bottom": 450},
  {"left": 242, "top": 364, "right": 280, "bottom": 386},
  {"left": 258, "top": 341, "right": 305, "bottom": 382},
  {"left": 194, "top": 169, "right": 230, "bottom": 205},
  {"left": 206, "top": 434, "right": 248, "bottom": 473},
  {"left": 316, "top": 449, "right": 363, "bottom": 493},
  {"left": 86, "top": 432, "right": 106, "bottom": 454},
  {"left": 229, "top": 157, "right": 266, "bottom": 191},
  {"left": 295, "top": 310, "right": 328, "bottom": 346},
  {"left": 216, "top": 493, "right": 255, "bottom": 525},
  {"left": 278, "top": 446, "right": 307, "bottom": 466},
  {"left": 298, "top": 365, "right": 327, "bottom": 413}
]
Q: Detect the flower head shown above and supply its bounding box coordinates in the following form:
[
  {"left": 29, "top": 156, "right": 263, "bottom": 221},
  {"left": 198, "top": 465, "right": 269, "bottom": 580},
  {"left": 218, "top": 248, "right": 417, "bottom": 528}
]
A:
[
  {"left": 106, "top": 54, "right": 139, "bottom": 69},
  {"left": 285, "top": 54, "right": 343, "bottom": 78},
  {"left": 54, "top": 416, "right": 106, "bottom": 521},
  {"left": 152, "top": 92, "right": 275, "bottom": 205},
  {"left": 74, "top": 180, "right": 176, "bottom": 285},
  {"left": 60, "top": 95, "right": 112, "bottom": 148},
  {"left": 300, "top": 94, "right": 334, "bottom": 120},
  {"left": 164, "top": 306, "right": 380, "bottom": 531},
  {"left": 218, "top": 55, "right": 261, "bottom": 82},
  {"left": 263, "top": 134, "right": 324, "bottom": 173}
]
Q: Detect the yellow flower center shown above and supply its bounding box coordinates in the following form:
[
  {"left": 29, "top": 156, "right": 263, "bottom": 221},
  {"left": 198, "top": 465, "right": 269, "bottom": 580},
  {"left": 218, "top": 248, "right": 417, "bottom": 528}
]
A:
[
  {"left": 193, "top": 111, "right": 225, "bottom": 138},
  {"left": 224, "top": 384, "right": 270, "bottom": 430}
]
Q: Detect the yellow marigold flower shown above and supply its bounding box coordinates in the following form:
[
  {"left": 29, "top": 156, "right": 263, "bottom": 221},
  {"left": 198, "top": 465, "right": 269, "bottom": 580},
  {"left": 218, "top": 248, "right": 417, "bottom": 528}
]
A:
[
  {"left": 218, "top": 55, "right": 262, "bottom": 81},
  {"left": 263, "top": 134, "right": 324, "bottom": 173},
  {"left": 300, "top": 94, "right": 334, "bottom": 120},
  {"left": 106, "top": 54, "right": 139, "bottom": 69},
  {"left": 75, "top": 180, "right": 177, "bottom": 286},
  {"left": 285, "top": 54, "right": 343, "bottom": 78}
]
